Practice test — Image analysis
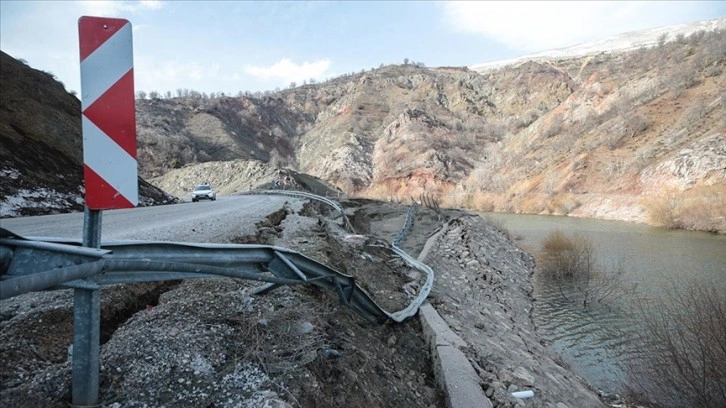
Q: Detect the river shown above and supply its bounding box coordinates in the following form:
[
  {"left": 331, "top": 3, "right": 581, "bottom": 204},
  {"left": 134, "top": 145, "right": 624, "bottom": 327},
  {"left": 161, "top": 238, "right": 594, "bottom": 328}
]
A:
[{"left": 478, "top": 212, "right": 726, "bottom": 395}]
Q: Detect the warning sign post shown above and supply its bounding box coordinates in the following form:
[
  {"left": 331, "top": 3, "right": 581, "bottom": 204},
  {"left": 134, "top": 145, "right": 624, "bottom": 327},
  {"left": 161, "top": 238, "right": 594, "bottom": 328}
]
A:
[{"left": 74, "top": 16, "right": 136, "bottom": 406}]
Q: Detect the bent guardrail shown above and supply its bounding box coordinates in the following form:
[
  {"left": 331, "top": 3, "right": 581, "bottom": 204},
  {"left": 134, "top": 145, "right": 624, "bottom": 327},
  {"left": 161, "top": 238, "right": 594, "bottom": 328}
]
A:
[
  {"left": 388, "top": 204, "right": 435, "bottom": 322},
  {"left": 0, "top": 198, "right": 437, "bottom": 325},
  {"left": 240, "top": 190, "right": 354, "bottom": 231},
  {"left": 239, "top": 192, "right": 435, "bottom": 323},
  {"left": 1, "top": 230, "right": 390, "bottom": 324},
  {"left": 0, "top": 199, "right": 440, "bottom": 407}
]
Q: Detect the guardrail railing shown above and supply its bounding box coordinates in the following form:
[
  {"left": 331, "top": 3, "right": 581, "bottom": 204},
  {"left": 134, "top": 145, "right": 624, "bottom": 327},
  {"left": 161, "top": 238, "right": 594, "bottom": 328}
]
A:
[
  {"left": 240, "top": 189, "right": 354, "bottom": 231},
  {"left": 1, "top": 229, "right": 391, "bottom": 324}
]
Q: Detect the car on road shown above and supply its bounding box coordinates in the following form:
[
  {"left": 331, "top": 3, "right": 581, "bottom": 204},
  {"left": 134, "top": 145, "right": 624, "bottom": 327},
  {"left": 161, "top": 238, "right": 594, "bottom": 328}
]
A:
[{"left": 191, "top": 184, "right": 216, "bottom": 202}]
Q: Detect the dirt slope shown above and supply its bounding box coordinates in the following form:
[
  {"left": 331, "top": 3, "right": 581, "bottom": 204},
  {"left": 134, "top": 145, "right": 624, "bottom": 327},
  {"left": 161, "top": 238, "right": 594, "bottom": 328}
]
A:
[{"left": 0, "top": 51, "right": 178, "bottom": 218}]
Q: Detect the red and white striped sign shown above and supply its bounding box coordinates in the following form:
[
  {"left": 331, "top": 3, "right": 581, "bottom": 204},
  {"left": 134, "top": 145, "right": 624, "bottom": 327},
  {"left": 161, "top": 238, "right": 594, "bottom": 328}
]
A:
[{"left": 79, "top": 16, "right": 137, "bottom": 209}]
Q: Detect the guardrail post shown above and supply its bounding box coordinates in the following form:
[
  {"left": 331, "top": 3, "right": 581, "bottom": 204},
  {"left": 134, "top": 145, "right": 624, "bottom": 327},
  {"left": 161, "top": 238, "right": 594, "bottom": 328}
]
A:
[{"left": 72, "top": 207, "right": 102, "bottom": 406}]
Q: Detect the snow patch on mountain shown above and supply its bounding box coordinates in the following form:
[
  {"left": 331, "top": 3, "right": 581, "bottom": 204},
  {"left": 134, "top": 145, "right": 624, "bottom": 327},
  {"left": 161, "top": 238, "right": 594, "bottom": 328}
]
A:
[{"left": 471, "top": 16, "right": 726, "bottom": 72}]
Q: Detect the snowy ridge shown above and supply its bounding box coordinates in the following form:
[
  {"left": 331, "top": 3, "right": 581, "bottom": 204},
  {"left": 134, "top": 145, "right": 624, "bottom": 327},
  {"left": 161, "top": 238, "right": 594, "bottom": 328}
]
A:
[{"left": 471, "top": 16, "right": 726, "bottom": 72}]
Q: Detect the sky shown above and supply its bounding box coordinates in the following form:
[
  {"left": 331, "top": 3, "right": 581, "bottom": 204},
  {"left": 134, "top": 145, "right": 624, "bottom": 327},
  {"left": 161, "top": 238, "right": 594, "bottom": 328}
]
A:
[{"left": 1, "top": 1, "right": 724, "bottom": 96}]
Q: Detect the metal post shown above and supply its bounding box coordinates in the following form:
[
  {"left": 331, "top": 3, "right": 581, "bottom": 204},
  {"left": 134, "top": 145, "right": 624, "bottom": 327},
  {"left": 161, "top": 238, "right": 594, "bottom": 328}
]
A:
[{"left": 72, "top": 207, "right": 102, "bottom": 406}]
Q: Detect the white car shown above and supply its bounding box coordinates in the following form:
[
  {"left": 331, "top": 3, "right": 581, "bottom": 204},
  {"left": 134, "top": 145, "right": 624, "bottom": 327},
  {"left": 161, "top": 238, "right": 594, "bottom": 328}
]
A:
[{"left": 191, "top": 184, "right": 216, "bottom": 202}]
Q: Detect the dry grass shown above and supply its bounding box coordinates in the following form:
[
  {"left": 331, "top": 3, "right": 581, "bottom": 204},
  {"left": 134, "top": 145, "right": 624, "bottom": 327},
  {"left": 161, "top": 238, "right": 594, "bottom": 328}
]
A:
[
  {"left": 459, "top": 191, "right": 498, "bottom": 212},
  {"left": 442, "top": 191, "right": 581, "bottom": 217},
  {"left": 645, "top": 184, "right": 726, "bottom": 233},
  {"left": 547, "top": 193, "right": 581, "bottom": 215},
  {"left": 518, "top": 194, "right": 549, "bottom": 214},
  {"left": 229, "top": 287, "right": 333, "bottom": 374}
]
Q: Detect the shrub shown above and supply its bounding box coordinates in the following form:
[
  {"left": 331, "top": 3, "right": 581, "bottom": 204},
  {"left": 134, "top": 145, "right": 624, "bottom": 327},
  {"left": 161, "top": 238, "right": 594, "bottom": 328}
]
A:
[
  {"left": 548, "top": 193, "right": 580, "bottom": 215},
  {"left": 519, "top": 194, "right": 548, "bottom": 214},
  {"left": 538, "top": 230, "right": 595, "bottom": 280},
  {"left": 644, "top": 188, "right": 683, "bottom": 229},
  {"left": 624, "top": 281, "right": 726, "bottom": 408},
  {"left": 537, "top": 231, "right": 627, "bottom": 308},
  {"left": 464, "top": 191, "right": 497, "bottom": 212},
  {"left": 645, "top": 185, "right": 726, "bottom": 233}
]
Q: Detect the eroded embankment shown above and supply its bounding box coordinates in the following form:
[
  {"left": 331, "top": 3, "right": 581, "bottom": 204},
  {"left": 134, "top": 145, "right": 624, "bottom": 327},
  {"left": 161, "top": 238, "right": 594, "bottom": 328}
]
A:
[
  {"left": 420, "top": 214, "right": 606, "bottom": 407},
  {"left": 0, "top": 199, "right": 444, "bottom": 408}
]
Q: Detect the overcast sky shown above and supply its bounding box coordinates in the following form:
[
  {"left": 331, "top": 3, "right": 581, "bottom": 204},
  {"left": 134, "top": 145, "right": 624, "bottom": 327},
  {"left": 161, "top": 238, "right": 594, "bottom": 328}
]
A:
[{"left": 1, "top": 1, "right": 723, "bottom": 95}]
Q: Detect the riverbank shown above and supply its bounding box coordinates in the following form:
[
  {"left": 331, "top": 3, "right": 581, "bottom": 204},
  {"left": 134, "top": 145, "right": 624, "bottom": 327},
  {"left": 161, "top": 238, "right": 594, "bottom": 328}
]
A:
[
  {"left": 436, "top": 191, "right": 726, "bottom": 235},
  {"left": 414, "top": 213, "right": 606, "bottom": 407}
]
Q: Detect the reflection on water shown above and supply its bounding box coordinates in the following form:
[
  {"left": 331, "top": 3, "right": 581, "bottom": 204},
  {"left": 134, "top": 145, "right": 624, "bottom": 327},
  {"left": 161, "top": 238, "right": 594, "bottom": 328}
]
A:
[
  {"left": 479, "top": 212, "right": 726, "bottom": 394},
  {"left": 533, "top": 281, "right": 636, "bottom": 392}
]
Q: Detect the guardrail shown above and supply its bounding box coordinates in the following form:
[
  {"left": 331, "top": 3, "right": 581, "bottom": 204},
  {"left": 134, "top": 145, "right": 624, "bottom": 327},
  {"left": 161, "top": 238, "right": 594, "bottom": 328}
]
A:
[
  {"left": 1, "top": 229, "right": 390, "bottom": 324},
  {"left": 238, "top": 191, "right": 435, "bottom": 322},
  {"left": 0, "top": 197, "right": 435, "bottom": 324},
  {"left": 240, "top": 190, "right": 354, "bottom": 231},
  {"left": 387, "top": 204, "right": 435, "bottom": 322}
]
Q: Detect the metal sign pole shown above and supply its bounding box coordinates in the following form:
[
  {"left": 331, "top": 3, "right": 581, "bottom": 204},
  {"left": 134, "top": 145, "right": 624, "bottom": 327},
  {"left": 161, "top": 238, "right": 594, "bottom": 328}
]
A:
[{"left": 72, "top": 206, "right": 102, "bottom": 406}]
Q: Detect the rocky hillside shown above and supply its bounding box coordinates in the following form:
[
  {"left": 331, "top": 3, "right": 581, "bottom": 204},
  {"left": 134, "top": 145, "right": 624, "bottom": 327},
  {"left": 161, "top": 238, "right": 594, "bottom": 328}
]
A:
[
  {"left": 139, "top": 22, "right": 725, "bottom": 232},
  {"left": 0, "top": 51, "right": 178, "bottom": 217}
]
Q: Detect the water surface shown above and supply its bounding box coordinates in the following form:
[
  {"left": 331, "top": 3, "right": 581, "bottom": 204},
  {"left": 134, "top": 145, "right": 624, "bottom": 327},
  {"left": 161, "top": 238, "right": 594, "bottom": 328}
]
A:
[{"left": 478, "top": 212, "right": 726, "bottom": 393}]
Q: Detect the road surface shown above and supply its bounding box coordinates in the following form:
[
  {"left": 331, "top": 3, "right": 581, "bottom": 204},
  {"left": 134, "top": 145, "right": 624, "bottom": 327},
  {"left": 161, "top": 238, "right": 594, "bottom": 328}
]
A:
[{"left": 0, "top": 195, "right": 297, "bottom": 243}]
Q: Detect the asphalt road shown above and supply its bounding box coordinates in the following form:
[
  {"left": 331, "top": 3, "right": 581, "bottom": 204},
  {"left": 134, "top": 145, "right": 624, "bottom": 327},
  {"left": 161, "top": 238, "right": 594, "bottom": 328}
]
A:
[{"left": 0, "top": 195, "right": 296, "bottom": 243}]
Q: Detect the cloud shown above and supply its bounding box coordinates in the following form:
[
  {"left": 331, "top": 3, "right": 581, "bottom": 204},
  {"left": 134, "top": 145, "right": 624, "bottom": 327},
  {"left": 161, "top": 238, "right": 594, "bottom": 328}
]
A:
[
  {"left": 80, "top": 0, "right": 164, "bottom": 17},
  {"left": 245, "top": 58, "right": 332, "bottom": 85},
  {"left": 135, "top": 58, "right": 215, "bottom": 91},
  {"left": 442, "top": 1, "right": 707, "bottom": 52}
]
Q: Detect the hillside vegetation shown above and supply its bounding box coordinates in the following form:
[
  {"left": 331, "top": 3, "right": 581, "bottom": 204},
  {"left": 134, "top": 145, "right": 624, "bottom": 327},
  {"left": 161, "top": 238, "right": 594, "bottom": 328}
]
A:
[{"left": 143, "top": 28, "right": 725, "bottom": 232}]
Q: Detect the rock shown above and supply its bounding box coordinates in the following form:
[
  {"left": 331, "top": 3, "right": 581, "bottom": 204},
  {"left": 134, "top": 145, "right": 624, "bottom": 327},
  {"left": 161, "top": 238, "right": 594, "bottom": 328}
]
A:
[
  {"left": 259, "top": 398, "right": 293, "bottom": 408},
  {"left": 298, "top": 321, "right": 314, "bottom": 334},
  {"left": 512, "top": 366, "right": 536, "bottom": 386}
]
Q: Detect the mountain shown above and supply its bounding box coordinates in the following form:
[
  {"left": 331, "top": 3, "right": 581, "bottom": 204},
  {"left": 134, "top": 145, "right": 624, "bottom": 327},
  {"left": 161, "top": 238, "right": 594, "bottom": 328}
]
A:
[
  {"left": 471, "top": 16, "right": 726, "bottom": 71},
  {"left": 1, "top": 18, "right": 724, "bottom": 232},
  {"left": 0, "top": 51, "right": 177, "bottom": 217},
  {"left": 143, "top": 19, "right": 725, "bottom": 233}
]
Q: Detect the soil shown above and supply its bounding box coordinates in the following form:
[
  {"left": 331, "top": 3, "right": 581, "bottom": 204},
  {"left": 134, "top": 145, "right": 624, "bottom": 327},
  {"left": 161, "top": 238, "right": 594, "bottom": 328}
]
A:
[{"left": 0, "top": 197, "right": 605, "bottom": 408}]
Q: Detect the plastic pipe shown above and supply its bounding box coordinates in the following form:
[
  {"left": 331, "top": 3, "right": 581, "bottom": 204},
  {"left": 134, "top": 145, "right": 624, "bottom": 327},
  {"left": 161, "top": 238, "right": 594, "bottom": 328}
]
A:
[{"left": 511, "top": 390, "right": 535, "bottom": 399}]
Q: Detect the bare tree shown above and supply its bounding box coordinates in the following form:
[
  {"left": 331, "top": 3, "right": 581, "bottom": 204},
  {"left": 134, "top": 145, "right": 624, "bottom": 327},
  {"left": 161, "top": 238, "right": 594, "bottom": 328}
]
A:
[
  {"left": 624, "top": 280, "right": 726, "bottom": 408},
  {"left": 657, "top": 33, "right": 668, "bottom": 48}
]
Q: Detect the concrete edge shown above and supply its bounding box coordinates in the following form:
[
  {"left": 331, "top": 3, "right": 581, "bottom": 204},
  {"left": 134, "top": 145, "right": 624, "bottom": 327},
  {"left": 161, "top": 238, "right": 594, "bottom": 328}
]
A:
[
  {"left": 419, "top": 304, "right": 492, "bottom": 408},
  {"left": 416, "top": 221, "right": 493, "bottom": 408}
]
